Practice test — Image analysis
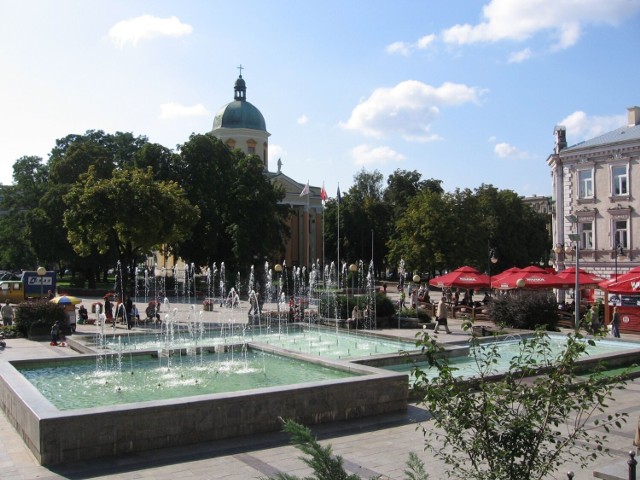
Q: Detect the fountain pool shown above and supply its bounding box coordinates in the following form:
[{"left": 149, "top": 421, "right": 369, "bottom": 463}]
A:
[
  {"left": 17, "top": 349, "right": 358, "bottom": 410},
  {"left": 384, "top": 334, "right": 640, "bottom": 382},
  {"left": 0, "top": 343, "right": 408, "bottom": 466},
  {"left": 86, "top": 325, "right": 419, "bottom": 360}
]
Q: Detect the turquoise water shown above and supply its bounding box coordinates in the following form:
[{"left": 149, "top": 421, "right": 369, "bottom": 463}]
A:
[
  {"left": 17, "top": 350, "right": 356, "bottom": 410},
  {"left": 97, "top": 328, "right": 418, "bottom": 360},
  {"left": 385, "top": 335, "right": 640, "bottom": 381}
]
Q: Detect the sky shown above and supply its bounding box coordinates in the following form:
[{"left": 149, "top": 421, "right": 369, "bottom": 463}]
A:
[{"left": 1, "top": 0, "right": 639, "bottom": 198}]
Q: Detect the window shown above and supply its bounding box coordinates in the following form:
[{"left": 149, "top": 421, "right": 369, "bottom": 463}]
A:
[
  {"left": 614, "top": 220, "right": 628, "bottom": 249},
  {"left": 580, "top": 222, "right": 593, "bottom": 249},
  {"left": 578, "top": 169, "right": 593, "bottom": 198},
  {"left": 611, "top": 165, "right": 628, "bottom": 196},
  {"left": 247, "top": 146, "right": 256, "bottom": 154}
]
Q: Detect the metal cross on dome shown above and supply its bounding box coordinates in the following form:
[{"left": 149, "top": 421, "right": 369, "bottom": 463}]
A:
[{"left": 237, "top": 64, "right": 244, "bottom": 76}]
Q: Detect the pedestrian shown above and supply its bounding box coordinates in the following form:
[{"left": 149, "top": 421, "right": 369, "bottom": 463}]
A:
[
  {"left": 1, "top": 300, "right": 15, "bottom": 326},
  {"left": 611, "top": 306, "right": 621, "bottom": 338},
  {"left": 433, "top": 296, "right": 451, "bottom": 334},
  {"left": 104, "top": 295, "right": 113, "bottom": 324},
  {"left": 50, "top": 321, "right": 61, "bottom": 346},
  {"left": 634, "top": 415, "right": 640, "bottom": 451},
  {"left": 125, "top": 294, "right": 134, "bottom": 330}
]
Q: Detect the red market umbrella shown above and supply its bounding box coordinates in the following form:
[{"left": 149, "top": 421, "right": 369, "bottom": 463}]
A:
[
  {"left": 602, "top": 276, "right": 640, "bottom": 294},
  {"left": 429, "top": 266, "right": 490, "bottom": 289},
  {"left": 491, "top": 267, "right": 520, "bottom": 283},
  {"left": 554, "top": 267, "right": 605, "bottom": 289},
  {"left": 492, "top": 265, "right": 566, "bottom": 290},
  {"left": 598, "top": 266, "right": 640, "bottom": 291}
]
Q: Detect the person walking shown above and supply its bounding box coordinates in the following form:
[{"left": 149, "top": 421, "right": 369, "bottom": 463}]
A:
[
  {"left": 611, "top": 306, "right": 621, "bottom": 338},
  {"left": 433, "top": 296, "right": 451, "bottom": 334},
  {"left": 124, "top": 294, "right": 134, "bottom": 330},
  {"left": 1, "top": 300, "right": 15, "bottom": 326}
]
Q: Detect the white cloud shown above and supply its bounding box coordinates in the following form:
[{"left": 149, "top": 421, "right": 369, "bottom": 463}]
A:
[
  {"left": 493, "top": 141, "right": 531, "bottom": 160},
  {"left": 440, "top": 0, "right": 638, "bottom": 50},
  {"left": 159, "top": 102, "right": 209, "bottom": 119},
  {"left": 109, "top": 15, "right": 193, "bottom": 48},
  {"left": 508, "top": 48, "right": 533, "bottom": 63},
  {"left": 385, "top": 41, "right": 410, "bottom": 56},
  {"left": 340, "top": 80, "right": 483, "bottom": 141},
  {"left": 559, "top": 110, "right": 626, "bottom": 141},
  {"left": 385, "top": 34, "right": 435, "bottom": 56},
  {"left": 297, "top": 114, "right": 309, "bottom": 125},
  {"left": 350, "top": 144, "right": 406, "bottom": 166}
]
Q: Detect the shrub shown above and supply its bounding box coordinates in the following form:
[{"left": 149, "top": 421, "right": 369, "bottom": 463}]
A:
[
  {"left": 488, "top": 291, "right": 559, "bottom": 330},
  {"left": 318, "top": 292, "right": 395, "bottom": 320},
  {"left": 398, "top": 307, "right": 432, "bottom": 322},
  {"left": 14, "top": 300, "right": 67, "bottom": 337}
]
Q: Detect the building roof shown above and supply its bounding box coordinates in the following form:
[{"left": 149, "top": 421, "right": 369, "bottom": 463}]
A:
[
  {"left": 212, "top": 75, "right": 266, "bottom": 132},
  {"left": 564, "top": 123, "right": 640, "bottom": 152}
]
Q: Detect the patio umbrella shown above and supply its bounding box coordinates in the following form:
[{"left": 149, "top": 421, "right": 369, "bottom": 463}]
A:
[
  {"left": 598, "top": 266, "right": 640, "bottom": 292},
  {"left": 492, "top": 265, "right": 566, "bottom": 290},
  {"left": 50, "top": 295, "right": 82, "bottom": 305},
  {"left": 428, "top": 266, "right": 490, "bottom": 289},
  {"left": 554, "top": 267, "right": 605, "bottom": 289},
  {"left": 491, "top": 267, "right": 520, "bottom": 283}
]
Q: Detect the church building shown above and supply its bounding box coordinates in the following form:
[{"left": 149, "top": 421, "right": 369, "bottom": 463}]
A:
[{"left": 210, "top": 71, "right": 324, "bottom": 269}]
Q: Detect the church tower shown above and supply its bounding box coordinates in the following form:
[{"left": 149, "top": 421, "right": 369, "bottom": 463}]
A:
[{"left": 211, "top": 67, "right": 270, "bottom": 169}]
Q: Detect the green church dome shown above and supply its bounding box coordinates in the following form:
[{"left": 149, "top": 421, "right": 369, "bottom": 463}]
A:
[{"left": 212, "top": 75, "right": 266, "bottom": 131}]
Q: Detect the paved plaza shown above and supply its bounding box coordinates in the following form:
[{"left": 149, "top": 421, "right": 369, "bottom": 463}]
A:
[{"left": 1, "top": 297, "right": 639, "bottom": 479}]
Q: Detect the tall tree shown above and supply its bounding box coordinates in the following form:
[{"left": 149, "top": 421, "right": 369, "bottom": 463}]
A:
[
  {"left": 173, "top": 133, "right": 288, "bottom": 273},
  {"left": 63, "top": 166, "right": 199, "bottom": 292}
]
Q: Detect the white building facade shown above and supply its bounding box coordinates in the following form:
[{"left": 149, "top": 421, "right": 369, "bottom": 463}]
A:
[{"left": 547, "top": 106, "right": 640, "bottom": 283}]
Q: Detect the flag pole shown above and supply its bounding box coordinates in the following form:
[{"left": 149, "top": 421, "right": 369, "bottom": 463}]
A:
[
  {"left": 337, "top": 184, "right": 341, "bottom": 290},
  {"left": 306, "top": 180, "right": 310, "bottom": 270}
]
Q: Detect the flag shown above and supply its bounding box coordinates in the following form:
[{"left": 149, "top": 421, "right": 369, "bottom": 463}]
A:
[
  {"left": 300, "top": 181, "right": 310, "bottom": 197},
  {"left": 337, "top": 185, "right": 342, "bottom": 203},
  {"left": 320, "top": 182, "right": 328, "bottom": 201}
]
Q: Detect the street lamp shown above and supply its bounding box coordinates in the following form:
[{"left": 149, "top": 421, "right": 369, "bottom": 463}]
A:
[
  {"left": 349, "top": 263, "right": 357, "bottom": 320},
  {"left": 614, "top": 242, "right": 624, "bottom": 281},
  {"left": 566, "top": 214, "right": 580, "bottom": 330},
  {"left": 488, "top": 245, "right": 498, "bottom": 296},
  {"left": 36, "top": 266, "right": 46, "bottom": 299}
]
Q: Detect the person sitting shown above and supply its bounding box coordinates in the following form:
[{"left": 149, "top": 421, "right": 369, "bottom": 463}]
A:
[
  {"left": 146, "top": 301, "right": 161, "bottom": 323},
  {"left": 78, "top": 304, "right": 89, "bottom": 323}
]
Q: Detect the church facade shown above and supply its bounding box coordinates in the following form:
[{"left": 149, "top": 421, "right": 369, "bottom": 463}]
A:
[{"left": 210, "top": 72, "right": 324, "bottom": 269}]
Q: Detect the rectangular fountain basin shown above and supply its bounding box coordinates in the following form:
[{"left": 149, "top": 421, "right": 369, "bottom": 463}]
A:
[{"left": 0, "top": 346, "right": 408, "bottom": 465}]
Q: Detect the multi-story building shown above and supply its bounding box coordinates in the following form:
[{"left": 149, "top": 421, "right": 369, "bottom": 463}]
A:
[{"left": 547, "top": 106, "right": 640, "bottom": 320}]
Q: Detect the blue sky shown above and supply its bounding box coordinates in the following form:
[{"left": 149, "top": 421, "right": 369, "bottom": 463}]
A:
[{"left": 1, "top": 1, "right": 639, "bottom": 198}]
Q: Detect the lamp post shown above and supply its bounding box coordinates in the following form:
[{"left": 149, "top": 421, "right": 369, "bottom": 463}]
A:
[
  {"left": 349, "top": 263, "right": 357, "bottom": 321},
  {"left": 614, "top": 241, "right": 624, "bottom": 281},
  {"left": 566, "top": 214, "right": 580, "bottom": 330},
  {"left": 488, "top": 245, "right": 498, "bottom": 296},
  {"left": 36, "top": 266, "right": 47, "bottom": 299}
]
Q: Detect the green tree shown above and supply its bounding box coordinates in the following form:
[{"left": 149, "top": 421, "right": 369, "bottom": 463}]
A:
[
  {"left": 63, "top": 166, "right": 199, "bottom": 291},
  {"left": 413, "top": 329, "right": 628, "bottom": 480},
  {"left": 172, "top": 133, "right": 288, "bottom": 273},
  {"left": 325, "top": 169, "right": 391, "bottom": 267}
]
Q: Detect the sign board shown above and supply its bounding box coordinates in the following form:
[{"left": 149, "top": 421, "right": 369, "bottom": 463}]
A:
[{"left": 22, "top": 271, "right": 57, "bottom": 297}]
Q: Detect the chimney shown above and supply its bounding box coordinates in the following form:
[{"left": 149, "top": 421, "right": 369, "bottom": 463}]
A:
[
  {"left": 628, "top": 106, "right": 640, "bottom": 127},
  {"left": 554, "top": 125, "right": 567, "bottom": 153}
]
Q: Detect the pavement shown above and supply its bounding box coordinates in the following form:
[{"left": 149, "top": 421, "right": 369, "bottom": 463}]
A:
[{"left": 1, "top": 295, "right": 639, "bottom": 479}]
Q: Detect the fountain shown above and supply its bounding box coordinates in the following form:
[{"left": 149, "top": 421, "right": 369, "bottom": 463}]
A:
[{"left": 0, "top": 261, "right": 415, "bottom": 466}]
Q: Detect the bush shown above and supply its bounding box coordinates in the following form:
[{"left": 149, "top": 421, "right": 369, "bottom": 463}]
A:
[
  {"left": 14, "top": 300, "right": 67, "bottom": 337},
  {"left": 397, "top": 307, "right": 432, "bottom": 322},
  {"left": 488, "top": 291, "right": 559, "bottom": 330},
  {"left": 318, "top": 292, "right": 395, "bottom": 320}
]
